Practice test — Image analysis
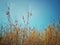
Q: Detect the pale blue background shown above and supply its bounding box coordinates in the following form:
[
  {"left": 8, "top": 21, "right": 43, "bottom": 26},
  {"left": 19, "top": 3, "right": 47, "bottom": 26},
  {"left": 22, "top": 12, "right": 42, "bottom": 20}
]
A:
[{"left": 0, "top": 0, "right": 60, "bottom": 31}]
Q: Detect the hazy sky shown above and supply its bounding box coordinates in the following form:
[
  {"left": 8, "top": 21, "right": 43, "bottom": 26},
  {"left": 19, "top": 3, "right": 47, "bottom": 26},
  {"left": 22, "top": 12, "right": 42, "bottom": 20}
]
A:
[{"left": 0, "top": 0, "right": 60, "bottom": 31}]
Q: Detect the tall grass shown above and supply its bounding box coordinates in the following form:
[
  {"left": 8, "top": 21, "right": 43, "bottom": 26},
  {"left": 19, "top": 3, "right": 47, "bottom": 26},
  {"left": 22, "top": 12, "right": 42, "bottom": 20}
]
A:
[{"left": 0, "top": 7, "right": 60, "bottom": 45}]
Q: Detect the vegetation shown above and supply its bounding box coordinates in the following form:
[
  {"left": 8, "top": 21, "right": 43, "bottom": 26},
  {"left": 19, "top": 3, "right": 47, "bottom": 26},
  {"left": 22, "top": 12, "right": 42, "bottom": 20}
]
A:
[
  {"left": 0, "top": 21, "right": 60, "bottom": 45},
  {"left": 0, "top": 7, "right": 60, "bottom": 45}
]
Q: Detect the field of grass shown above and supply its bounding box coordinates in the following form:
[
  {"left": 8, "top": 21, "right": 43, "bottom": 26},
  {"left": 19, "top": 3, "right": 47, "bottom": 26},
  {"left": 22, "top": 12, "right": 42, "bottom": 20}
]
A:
[
  {"left": 0, "top": 20, "right": 60, "bottom": 45},
  {"left": 0, "top": 7, "right": 60, "bottom": 45}
]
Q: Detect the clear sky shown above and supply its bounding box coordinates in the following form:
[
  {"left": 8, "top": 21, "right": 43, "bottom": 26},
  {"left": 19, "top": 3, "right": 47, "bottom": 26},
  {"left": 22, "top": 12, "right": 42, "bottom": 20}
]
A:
[{"left": 0, "top": 0, "right": 60, "bottom": 31}]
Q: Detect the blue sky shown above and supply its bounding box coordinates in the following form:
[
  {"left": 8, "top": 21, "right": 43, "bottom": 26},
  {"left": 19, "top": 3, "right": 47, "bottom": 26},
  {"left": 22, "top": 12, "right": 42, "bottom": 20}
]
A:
[{"left": 0, "top": 0, "right": 60, "bottom": 31}]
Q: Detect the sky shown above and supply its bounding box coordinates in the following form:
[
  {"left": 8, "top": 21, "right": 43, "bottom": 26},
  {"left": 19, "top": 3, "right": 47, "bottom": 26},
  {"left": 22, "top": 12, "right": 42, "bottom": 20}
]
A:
[{"left": 0, "top": 0, "right": 60, "bottom": 31}]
